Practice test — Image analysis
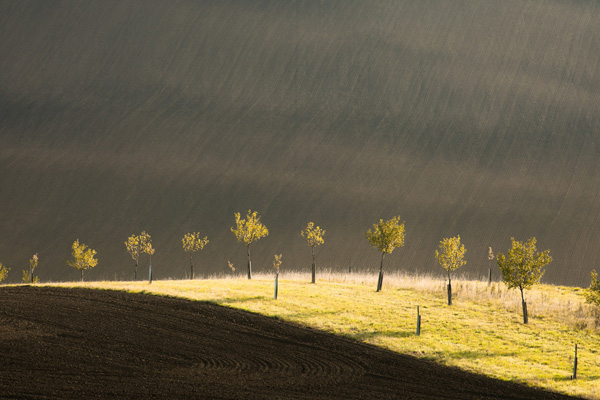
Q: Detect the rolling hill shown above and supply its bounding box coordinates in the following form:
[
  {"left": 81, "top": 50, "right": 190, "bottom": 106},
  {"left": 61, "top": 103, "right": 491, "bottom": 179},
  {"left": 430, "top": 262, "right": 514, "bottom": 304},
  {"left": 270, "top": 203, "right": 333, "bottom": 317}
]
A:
[{"left": 1, "top": 0, "right": 600, "bottom": 285}]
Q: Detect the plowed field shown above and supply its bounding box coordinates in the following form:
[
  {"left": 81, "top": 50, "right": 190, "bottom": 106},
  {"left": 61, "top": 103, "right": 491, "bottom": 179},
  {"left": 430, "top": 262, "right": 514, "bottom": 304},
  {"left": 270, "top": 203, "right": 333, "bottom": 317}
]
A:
[{"left": 0, "top": 287, "right": 580, "bottom": 399}]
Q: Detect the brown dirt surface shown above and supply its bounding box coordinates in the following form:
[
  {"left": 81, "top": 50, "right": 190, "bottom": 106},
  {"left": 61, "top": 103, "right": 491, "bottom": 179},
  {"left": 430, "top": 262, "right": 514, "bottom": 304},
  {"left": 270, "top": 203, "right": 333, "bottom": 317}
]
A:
[{"left": 0, "top": 286, "right": 582, "bottom": 399}]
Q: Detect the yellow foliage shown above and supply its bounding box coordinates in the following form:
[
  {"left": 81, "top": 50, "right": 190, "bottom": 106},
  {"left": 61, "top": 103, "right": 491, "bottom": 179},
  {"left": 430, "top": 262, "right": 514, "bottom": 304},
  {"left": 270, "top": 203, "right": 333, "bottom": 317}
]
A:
[
  {"left": 584, "top": 270, "right": 600, "bottom": 307},
  {"left": 435, "top": 235, "right": 467, "bottom": 273},
  {"left": 273, "top": 254, "right": 282, "bottom": 275},
  {"left": 139, "top": 231, "right": 155, "bottom": 256},
  {"left": 124, "top": 234, "right": 140, "bottom": 262},
  {"left": 301, "top": 222, "right": 325, "bottom": 248},
  {"left": 366, "top": 216, "right": 405, "bottom": 254},
  {"left": 67, "top": 239, "right": 98, "bottom": 272},
  {"left": 0, "top": 262, "right": 9, "bottom": 283},
  {"left": 497, "top": 237, "right": 552, "bottom": 293},
  {"left": 22, "top": 253, "right": 39, "bottom": 283},
  {"left": 182, "top": 232, "right": 209, "bottom": 253},
  {"left": 231, "top": 210, "right": 269, "bottom": 245}
]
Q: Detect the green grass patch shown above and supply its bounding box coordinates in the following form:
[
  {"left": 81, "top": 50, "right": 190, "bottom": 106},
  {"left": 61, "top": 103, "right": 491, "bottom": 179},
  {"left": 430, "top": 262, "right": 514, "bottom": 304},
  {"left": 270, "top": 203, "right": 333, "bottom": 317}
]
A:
[{"left": 40, "top": 272, "right": 600, "bottom": 399}]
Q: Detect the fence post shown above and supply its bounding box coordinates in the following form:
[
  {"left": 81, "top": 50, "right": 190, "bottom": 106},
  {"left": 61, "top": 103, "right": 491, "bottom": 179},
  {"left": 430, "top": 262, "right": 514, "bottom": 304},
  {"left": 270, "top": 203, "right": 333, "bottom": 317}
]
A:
[{"left": 416, "top": 306, "right": 421, "bottom": 336}]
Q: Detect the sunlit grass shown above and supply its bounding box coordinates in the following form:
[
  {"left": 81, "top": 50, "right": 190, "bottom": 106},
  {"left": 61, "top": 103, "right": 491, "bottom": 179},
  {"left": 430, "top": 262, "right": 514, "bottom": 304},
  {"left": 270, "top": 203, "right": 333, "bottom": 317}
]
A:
[{"left": 39, "top": 271, "right": 600, "bottom": 399}]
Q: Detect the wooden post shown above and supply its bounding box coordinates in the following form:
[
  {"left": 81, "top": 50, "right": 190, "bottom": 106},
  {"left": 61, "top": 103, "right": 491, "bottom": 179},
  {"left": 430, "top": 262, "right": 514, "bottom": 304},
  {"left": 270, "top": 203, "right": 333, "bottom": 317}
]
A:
[
  {"left": 522, "top": 301, "right": 528, "bottom": 324},
  {"left": 148, "top": 263, "right": 152, "bottom": 284},
  {"left": 311, "top": 262, "right": 316, "bottom": 284},
  {"left": 488, "top": 268, "right": 492, "bottom": 285},
  {"left": 572, "top": 344, "right": 578, "bottom": 380},
  {"left": 416, "top": 306, "right": 421, "bottom": 336},
  {"left": 447, "top": 282, "right": 452, "bottom": 306},
  {"left": 274, "top": 275, "right": 279, "bottom": 300}
]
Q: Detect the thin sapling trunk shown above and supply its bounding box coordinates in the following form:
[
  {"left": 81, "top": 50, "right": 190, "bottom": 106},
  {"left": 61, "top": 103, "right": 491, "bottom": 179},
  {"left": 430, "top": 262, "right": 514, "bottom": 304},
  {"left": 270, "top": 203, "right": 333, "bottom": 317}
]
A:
[
  {"left": 376, "top": 252, "right": 385, "bottom": 292},
  {"left": 520, "top": 287, "right": 528, "bottom": 324},
  {"left": 447, "top": 270, "right": 452, "bottom": 306},
  {"left": 247, "top": 244, "right": 252, "bottom": 280},
  {"left": 311, "top": 246, "right": 316, "bottom": 284}
]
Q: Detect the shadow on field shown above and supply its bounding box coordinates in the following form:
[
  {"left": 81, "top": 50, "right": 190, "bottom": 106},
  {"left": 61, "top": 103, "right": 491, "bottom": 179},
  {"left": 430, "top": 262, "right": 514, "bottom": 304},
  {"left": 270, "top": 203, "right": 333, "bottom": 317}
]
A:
[{"left": 0, "top": 286, "right": 581, "bottom": 400}]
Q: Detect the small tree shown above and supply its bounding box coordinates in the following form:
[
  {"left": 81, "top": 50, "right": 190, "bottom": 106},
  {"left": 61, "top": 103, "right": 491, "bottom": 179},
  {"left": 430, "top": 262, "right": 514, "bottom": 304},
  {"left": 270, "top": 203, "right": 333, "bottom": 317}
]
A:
[
  {"left": 67, "top": 240, "right": 98, "bottom": 282},
  {"left": 227, "top": 260, "right": 236, "bottom": 274},
  {"left": 0, "top": 262, "right": 10, "bottom": 284},
  {"left": 22, "top": 253, "right": 39, "bottom": 284},
  {"left": 301, "top": 222, "right": 325, "bottom": 284},
  {"left": 273, "top": 254, "right": 282, "bottom": 299},
  {"left": 487, "top": 246, "right": 495, "bottom": 284},
  {"left": 139, "top": 231, "right": 155, "bottom": 283},
  {"left": 231, "top": 210, "right": 269, "bottom": 279},
  {"left": 182, "top": 232, "right": 209, "bottom": 279},
  {"left": 125, "top": 234, "right": 141, "bottom": 280},
  {"left": 584, "top": 270, "right": 600, "bottom": 307},
  {"left": 497, "top": 237, "right": 552, "bottom": 324},
  {"left": 366, "top": 216, "right": 405, "bottom": 292},
  {"left": 435, "top": 236, "right": 466, "bottom": 305}
]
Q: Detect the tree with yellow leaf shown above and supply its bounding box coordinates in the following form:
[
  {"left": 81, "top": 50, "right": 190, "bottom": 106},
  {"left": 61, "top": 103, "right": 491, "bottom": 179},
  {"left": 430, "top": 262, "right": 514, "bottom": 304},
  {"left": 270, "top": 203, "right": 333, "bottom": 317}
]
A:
[
  {"left": 273, "top": 254, "right": 282, "bottom": 300},
  {"left": 22, "top": 253, "right": 39, "bottom": 284},
  {"left": 435, "top": 236, "right": 467, "bottom": 305},
  {"left": 231, "top": 210, "right": 269, "bottom": 279},
  {"left": 124, "top": 234, "right": 141, "bottom": 280},
  {"left": 139, "top": 231, "right": 155, "bottom": 284},
  {"left": 67, "top": 239, "right": 98, "bottom": 282},
  {"left": 584, "top": 270, "right": 600, "bottom": 307},
  {"left": 182, "top": 232, "right": 209, "bottom": 279},
  {"left": 497, "top": 237, "right": 552, "bottom": 324},
  {"left": 301, "top": 222, "right": 325, "bottom": 284},
  {"left": 0, "top": 262, "right": 10, "bottom": 284},
  {"left": 366, "top": 216, "right": 405, "bottom": 292}
]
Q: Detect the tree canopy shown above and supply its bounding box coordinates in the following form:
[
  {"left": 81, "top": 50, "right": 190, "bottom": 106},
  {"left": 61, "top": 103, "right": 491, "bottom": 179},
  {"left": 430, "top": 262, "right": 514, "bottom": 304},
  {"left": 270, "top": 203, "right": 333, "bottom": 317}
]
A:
[
  {"left": 497, "top": 237, "right": 552, "bottom": 297},
  {"left": 301, "top": 222, "right": 325, "bottom": 248},
  {"left": 584, "top": 270, "right": 600, "bottom": 307},
  {"left": 67, "top": 240, "right": 98, "bottom": 280},
  {"left": 231, "top": 210, "right": 269, "bottom": 246},
  {"left": 435, "top": 236, "right": 467, "bottom": 275},
  {"left": 366, "top": 216, "right": 405, "bottom": 255}
]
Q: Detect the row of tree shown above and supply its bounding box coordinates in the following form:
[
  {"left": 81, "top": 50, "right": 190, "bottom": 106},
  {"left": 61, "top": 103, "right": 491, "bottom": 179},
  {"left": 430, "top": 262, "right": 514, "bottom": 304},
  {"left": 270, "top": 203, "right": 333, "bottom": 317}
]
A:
[{"left": 1, "top": 210, "right": 599, "bottom": 325}]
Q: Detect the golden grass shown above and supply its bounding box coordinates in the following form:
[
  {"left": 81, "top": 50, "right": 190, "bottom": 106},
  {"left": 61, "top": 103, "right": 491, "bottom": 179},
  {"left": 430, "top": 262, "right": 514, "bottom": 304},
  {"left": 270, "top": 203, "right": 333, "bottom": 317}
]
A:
[{"left": 38, "top": 271, "right": 600, "bottom": 399}]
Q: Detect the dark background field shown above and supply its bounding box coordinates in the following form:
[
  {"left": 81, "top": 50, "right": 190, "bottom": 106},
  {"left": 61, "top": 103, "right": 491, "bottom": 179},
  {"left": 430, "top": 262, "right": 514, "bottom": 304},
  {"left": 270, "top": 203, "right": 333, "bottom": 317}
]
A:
[{"left": 1, "top": 1, "right": 599, "bottom": 285}]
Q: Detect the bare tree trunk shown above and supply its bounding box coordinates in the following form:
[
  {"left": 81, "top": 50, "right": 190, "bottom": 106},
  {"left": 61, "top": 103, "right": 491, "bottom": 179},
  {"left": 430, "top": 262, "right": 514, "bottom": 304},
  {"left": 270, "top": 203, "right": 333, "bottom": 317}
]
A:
[
  {"left": 447, "top": 270, "right": 452, "bottom": 306},
  {"left": 311, "top": 246, "right": 316, "bottom": 284},
  {"left": 134, "top": 260, "right": 137, "bottom": 281},
  {"left": 247, "top": 244, "right": 252, "bottom": 280},
  {"left": 376, "top": 252, "right": 385, "bottom": 292},
  {"left": 81, "top": 269, "right": 84, "bottom": 282},
  {"left": 148, "top": 254, "right": 152, "bottom": 284},
  {"left": 190, "top": 253, "right": 194, "bottom": 280},
  {"left": 274, "top": 273, "right": 279, "bottom": 299},
  {"left": 520, "top": 287, "right": 528, "bottom": 324}
]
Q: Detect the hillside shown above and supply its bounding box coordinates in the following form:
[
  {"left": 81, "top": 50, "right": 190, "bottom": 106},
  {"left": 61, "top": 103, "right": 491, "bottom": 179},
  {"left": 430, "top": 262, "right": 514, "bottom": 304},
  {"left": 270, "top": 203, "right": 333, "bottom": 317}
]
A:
[
  {"left": 1, "top": 1, "right": 599, "bottom": 284},
  {"left": 0, "top": 285, "right": 581, "bottom": 399}
]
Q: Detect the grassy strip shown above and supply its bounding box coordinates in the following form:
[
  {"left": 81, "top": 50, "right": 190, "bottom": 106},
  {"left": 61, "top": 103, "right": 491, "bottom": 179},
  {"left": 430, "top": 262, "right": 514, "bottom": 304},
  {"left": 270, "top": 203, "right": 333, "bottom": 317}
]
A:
[{"left": 47, "top": 272, "right": 599, "bottom": 399}]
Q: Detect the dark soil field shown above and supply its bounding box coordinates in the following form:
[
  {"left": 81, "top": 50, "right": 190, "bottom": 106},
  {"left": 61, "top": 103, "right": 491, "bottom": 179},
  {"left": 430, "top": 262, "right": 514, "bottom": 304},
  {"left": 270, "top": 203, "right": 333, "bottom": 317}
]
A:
[{"left": 0, "top": 287, "right": 581, "bottom": 399}]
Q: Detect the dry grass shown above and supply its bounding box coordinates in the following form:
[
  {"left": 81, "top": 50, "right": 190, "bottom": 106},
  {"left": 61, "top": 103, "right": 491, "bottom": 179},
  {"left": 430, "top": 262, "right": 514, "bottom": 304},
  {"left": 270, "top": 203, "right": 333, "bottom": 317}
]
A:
[{"left": 37, "top": 270, "right": 600, "bottom": 399}]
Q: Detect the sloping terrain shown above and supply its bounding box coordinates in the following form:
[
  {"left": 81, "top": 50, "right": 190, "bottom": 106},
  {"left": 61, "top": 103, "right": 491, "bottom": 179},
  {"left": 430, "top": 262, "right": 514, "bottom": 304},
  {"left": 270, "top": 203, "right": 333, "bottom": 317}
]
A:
[
  {"left": 1, "top": 1, "right": 599, "bottom": 284},
  {"left": 0, "top": 286, "right": 582, "bottom": 399}
]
